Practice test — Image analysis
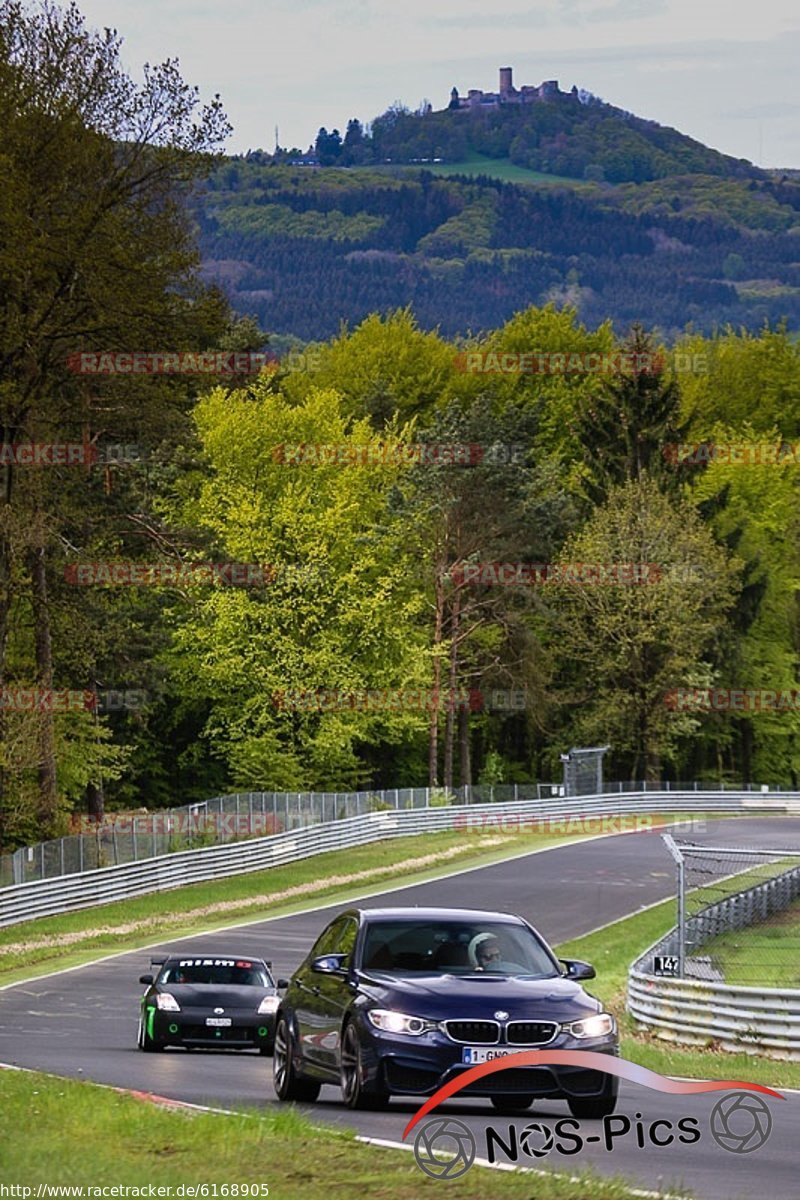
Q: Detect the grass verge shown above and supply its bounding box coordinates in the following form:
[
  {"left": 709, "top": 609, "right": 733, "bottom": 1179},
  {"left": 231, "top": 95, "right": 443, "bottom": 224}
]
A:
[
  {"left": 697, "top": 896, "right": 800, "bottom": 989},
  {"left": 0, "top": 1067, "right": 658, "bottom": 1198},
  {"left": 557, "top": 902, "right": 800, "bottom": 1090}
]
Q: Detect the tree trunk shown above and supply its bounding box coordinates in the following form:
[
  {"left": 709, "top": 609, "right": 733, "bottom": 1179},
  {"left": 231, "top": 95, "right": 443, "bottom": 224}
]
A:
[
  {"left": 0, "top": 453, "right": 13, "bottom": 851},
  {"left": 443, "top": 591, "right": 461, "bottom": 791},
  {"left": 458, "top": 701, "right": 472, "bottom": 791},
  {"left": 86, "top": 780, "right": 105, "bottom": 824},
  {"left": 27, "top": 542, "right": 58, "bottom": 831},
  {"left": 740, "top": 718, "right": 753, "bottom": 786},
  {"left": 428, "top": 571, "right": 445, "bottom": 787}
]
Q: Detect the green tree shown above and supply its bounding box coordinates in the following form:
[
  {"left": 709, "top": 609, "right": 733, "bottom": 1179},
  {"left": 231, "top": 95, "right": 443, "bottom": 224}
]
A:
[
  {"left": 570, "top": 325, "right": 691, "bottom": 504},
  {"left": 166, "top": 381, "right": 430, "bottom": 790},
  {"left": 688, "top": 427, "right": 800, "bottom": 785},
  {"left": 0, "top": 0, "right": 230, "bottom": 841},
  {"left": 549, "top": 476, "right": 739, "bottom": 781}
]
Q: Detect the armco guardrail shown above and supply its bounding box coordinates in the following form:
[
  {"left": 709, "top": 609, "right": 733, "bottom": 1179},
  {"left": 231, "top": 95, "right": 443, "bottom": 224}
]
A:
[
  {"left": 627, "top": 973, "right": 800, "bottom": 1059},
  {"left": 0, "top": 779, "right": 787, "bottom": 889},
  {"left": 628, "top": 860, "right": 800, "bottom": 1059},
  {"left": 1, "top": 788, "right": 798, "bottom": 929}
]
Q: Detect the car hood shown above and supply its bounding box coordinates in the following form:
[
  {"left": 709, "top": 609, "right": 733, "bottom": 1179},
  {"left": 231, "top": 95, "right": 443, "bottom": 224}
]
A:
[
  {"left": 356, "top": 971, "right": 599, "bottom": 1020},
  {"left": 158, "top": 985, "right": 274, "bottom": 1009}
]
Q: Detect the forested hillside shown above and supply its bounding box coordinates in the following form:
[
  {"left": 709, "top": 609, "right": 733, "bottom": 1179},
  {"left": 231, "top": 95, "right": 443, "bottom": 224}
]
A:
[{"left": 196, "top": 162, "right": 800, "bottom": 340}]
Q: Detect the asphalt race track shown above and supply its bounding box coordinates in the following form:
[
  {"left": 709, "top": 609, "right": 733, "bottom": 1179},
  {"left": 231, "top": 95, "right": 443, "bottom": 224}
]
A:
[{"left": 2, "top": 818, "right": 799, "bottom": 1199}]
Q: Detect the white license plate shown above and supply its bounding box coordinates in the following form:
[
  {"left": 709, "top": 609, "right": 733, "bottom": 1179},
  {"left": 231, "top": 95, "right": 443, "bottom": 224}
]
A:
[
  {"left": 461, "top": 1046, "right": 519, "bottom": 1064},
  {"left": 206, "top": 1017, "right": 232, "bottom": 1027}
]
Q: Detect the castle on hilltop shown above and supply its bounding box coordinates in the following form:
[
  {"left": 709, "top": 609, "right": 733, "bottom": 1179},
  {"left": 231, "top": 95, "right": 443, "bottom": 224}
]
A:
[{"left": 449, "top": 67, "right": 572, "bottom": 110}]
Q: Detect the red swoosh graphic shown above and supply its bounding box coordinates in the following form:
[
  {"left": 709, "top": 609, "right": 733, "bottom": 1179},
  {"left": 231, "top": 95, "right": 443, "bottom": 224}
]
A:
[{"left": 402, "top": 1050, "right": 783, "bottom": 1139}]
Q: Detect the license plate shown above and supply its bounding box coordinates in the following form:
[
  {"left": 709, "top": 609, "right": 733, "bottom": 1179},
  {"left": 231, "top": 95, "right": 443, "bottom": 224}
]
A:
[
  {"left": 205, "top": 1017, "right": 232, "bottom": 1027},
  {"left": 461, "top": 1046, "right": 519, "bottom": 1064}
]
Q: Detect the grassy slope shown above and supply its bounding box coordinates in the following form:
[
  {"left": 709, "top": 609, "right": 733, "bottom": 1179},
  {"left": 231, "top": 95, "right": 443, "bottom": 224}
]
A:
[
  {"left": 696, "top": 896, "right": 800, "bottom": 989},
  {"left": 379, "top": 152, "right": 588, "bottom": 187},
  {"left": 0, "top": 1068, "right": 647, "bottom": 1197}
]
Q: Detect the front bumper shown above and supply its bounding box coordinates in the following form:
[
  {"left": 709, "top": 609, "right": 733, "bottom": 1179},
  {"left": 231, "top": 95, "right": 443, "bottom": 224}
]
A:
[
  {"left": 357, "top": 1022, "right": 619, "bottom": 1098},
  {"left": 147, "top": 1007, "right": 275, "bottom": 1050}
]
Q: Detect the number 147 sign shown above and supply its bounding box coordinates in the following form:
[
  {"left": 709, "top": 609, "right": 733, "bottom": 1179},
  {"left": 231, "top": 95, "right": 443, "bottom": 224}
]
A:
[{"left": 653, "top": 954, "right": 679, "bottom": 976}]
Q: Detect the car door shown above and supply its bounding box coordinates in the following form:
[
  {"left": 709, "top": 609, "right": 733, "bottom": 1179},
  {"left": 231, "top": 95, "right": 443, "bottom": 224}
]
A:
[
  {"left": 294, "top": 916, "right": 349, "bottom": 1074},
  {"left": 314, "top": 915, "right": 359, "bottom": 1072}
]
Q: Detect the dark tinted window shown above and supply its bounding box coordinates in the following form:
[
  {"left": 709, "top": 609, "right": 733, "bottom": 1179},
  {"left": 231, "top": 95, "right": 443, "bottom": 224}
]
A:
[
  {"left": 337, "top": 917, "right": 358, "bottom": 966},
  {"left": 160, "top": 961, "right": 272, "bottom": 987},
  {"left": 309, "top": 917, "right": 348, "bottom": 960},
  {"left": 360, "top": 920, "right": 557, "bottom": 978}
]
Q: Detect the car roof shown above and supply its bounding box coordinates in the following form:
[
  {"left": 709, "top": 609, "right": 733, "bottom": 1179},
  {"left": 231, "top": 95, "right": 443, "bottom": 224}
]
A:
[{"left": 356, "top": 907, "right": 526, "bottom": 924}]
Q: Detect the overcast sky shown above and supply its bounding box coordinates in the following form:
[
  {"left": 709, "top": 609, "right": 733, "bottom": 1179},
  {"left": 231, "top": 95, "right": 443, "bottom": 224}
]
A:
[{"left": 76, "top": 0, "right": 800, "bottom": 167}]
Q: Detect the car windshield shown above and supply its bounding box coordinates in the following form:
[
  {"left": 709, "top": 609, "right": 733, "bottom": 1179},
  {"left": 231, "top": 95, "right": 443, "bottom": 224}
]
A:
[
  {"left": 360, "top": 920, "right": 559, "bottom": 978},
  {"left": 159, "top": 960, "right": 272, "bottom": 987}
]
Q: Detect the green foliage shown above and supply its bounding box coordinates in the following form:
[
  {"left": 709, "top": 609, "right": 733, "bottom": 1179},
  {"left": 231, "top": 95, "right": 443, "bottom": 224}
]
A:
[
  {"left": 549, "top": 476, "right": 740, "bottom": 780},
  {"left": 216, "top": 202, "right": 386, "bottom": 243},
  {"left": 166, "top": 379, "right": 430, "bottom": 791}
]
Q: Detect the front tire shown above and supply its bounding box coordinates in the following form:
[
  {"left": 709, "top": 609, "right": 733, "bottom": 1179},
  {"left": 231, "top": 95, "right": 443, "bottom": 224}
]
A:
[
  {"left": 340, "top": 1022, "right": 389, "bottom": 1110},
  {"left": 273, "top": 1018, "right": 320, "bottom": 1102},
  {"left": 567, "top": 1079, "right": 618, "bottom": 1120},
  {"left": 137, "top": 1013, "right": 165, "bottom": 1053},
  {"left": 491, "top": 1095, "right": 535, "bottom": 1113}
]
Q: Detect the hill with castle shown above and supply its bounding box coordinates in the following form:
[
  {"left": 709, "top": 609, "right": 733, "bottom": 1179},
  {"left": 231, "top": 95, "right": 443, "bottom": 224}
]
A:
[{"left": 276, "top": 66, "right": 762, "bottom": 186}]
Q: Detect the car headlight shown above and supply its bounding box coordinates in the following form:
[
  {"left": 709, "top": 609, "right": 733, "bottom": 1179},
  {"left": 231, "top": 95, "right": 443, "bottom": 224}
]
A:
[
  {"left": 564, "top": 1013, "right": 615, "bottom": 1039},
  {"left": 155, "top": 992, "right": 180, "bottom": 1012},
  {"left": 258, "top": 996, "right": 280, "bottom": 1015},
  {"left": 366, "top": 1009, "right": 437, "bottom": 1035}
]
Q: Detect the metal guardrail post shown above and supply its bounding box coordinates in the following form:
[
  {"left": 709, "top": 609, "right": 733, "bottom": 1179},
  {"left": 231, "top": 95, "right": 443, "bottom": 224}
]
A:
[
  {"left": 677, "top": 856, "right": 686, "bottom": 978},
  {"left": 661, "top": 833, "right": 686, "bottom": 977}
]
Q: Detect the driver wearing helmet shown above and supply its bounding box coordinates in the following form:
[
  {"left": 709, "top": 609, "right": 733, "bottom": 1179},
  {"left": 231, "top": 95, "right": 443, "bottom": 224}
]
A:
[{"left": 475, "top": 936, "right": 502, "bottom": 970}]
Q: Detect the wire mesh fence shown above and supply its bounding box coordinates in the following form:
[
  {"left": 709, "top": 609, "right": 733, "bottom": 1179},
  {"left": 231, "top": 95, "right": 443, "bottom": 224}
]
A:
[
  {"left": 0, "top": 778, "right": 787, "bottom": 890},
  {"left": 660, "top": 835, "right": 800, "bottom": 986}
]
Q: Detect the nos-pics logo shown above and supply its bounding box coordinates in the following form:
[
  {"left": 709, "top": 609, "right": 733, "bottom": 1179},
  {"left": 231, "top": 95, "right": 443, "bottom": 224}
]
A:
[
  {"left": 405, "top": 1052, "right": 781, "bottom": 1178},
  {"left": 412, "top": 1093, "right": 774, "bottom": 1179}
]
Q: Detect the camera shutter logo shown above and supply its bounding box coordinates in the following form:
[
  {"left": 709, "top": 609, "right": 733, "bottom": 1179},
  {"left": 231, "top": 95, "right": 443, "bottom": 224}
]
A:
[
  {"left": 709, "top": 1092, "right": 773, "bottom": 1154},
  {"left": 520, "top": 1121, "right": 555, "bottom": 1158},
  {"left": 413, "top": 1117, "right": 476, "bottom": 1179}
]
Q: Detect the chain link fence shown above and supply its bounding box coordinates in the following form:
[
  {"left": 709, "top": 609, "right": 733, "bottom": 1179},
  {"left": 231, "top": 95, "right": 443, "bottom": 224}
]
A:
[
  {"left": 656, "top": 835, "right": 800, "bottom": 985},
  {"left": 0, "top": 778, "right": 786, "bottom": 890}
]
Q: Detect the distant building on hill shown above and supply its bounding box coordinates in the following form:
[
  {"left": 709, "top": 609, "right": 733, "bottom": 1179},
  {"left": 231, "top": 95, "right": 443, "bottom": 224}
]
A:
[{"left": 449, "top": 67, "right": 567, "bottom": 111}]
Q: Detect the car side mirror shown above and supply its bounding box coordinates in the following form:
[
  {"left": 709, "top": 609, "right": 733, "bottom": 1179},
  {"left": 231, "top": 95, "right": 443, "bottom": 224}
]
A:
[
  {"left": 311, "top": 954, "right": 349, "bottom": 976},
  {"left": 560, "top": 959, "right": 595, "bottom": 981},
  {"left": 139, "top": 974, "right": 154, "bottom": 985},
  {"left": 276, "top": 978, "right": 290, "bottom": 990}
]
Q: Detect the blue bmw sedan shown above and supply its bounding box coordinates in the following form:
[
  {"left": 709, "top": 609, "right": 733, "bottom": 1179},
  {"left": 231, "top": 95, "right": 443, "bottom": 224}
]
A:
[{"left": 273, "top": 906, "right": 618, "bottom": 1115}]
